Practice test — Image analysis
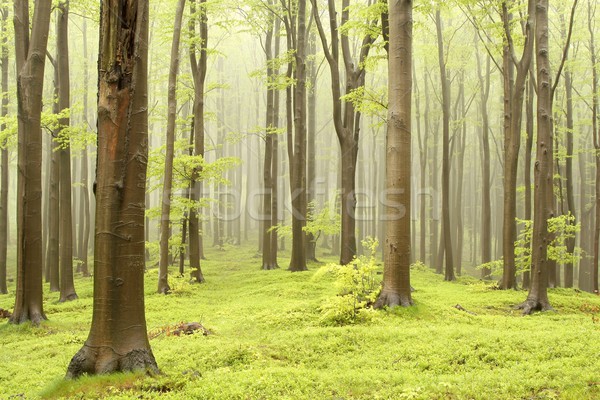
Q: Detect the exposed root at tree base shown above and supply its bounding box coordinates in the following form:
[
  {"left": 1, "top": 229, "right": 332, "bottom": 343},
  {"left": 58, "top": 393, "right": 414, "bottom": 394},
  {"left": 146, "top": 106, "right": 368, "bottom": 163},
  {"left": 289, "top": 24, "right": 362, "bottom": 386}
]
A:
[
  {"left": 261, "top": 264, "right": 279, "bottom": 270},
  {"left": 516, "top": 299, "right": 554, "bottom": 315},
  {"left": 59, "top": 293, "right": 79, "bottom": 302},
  {"left": 374, "top": 292, "right": 413, "bottom": 309},
  {"left": 9, "top": 311, "right": 47, "bottom": 326},
  {"left": 66, "top": 346, "right": 159, "bottom": 379}
]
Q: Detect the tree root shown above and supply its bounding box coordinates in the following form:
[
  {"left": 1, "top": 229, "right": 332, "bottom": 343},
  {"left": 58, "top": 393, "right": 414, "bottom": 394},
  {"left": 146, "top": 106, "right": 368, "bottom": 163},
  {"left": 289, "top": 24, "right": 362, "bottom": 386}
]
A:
[
  {"left": 374, "top": 291, "right": 413, "bottom": 309},
  {"left": 516, "top": 299, "right": 554, "bottom": 315},
  {"left": 66, "top": 345, "right": 159, "bottom": 379}
]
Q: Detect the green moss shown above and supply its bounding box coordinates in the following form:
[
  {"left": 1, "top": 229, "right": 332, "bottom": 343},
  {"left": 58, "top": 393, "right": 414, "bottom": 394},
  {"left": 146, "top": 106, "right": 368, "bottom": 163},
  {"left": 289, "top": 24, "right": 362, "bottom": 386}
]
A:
[{"left": 1, "top": 244, "right": 600, "bottom": 399}]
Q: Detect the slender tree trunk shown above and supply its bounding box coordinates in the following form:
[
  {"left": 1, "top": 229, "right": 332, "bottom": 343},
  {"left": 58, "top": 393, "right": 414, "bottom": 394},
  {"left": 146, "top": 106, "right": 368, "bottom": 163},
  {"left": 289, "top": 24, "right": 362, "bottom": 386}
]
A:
[
  {"left": 0, "top": 1, "right": 8, "bottom": 294},
  {"left": 476, "top": 39, "right": 492, "bottom": 279},
  {"left": 188, "top": 0, "right": 208, "bottom": 283},
  {"left": 66, "top": 0, "right": 158, "bottom": 375},
  {"left": 305, "top": 33, "right": 317, "bottom": 262},
  {"left": 78, "top": 18, "right": 90, "bottom": 277},
  {"left": 286, "top": 0, "right": 308, "bottom": 272},
  {"left": 522, "top": 74, "right": 535, "bottom": 288},
  {"left": 375, "top": 0, "right": 413, "bottom": 308},
  {"left": 57, "top": 0, "right": 77, "bottom": 302},
  {"left": 500, "top": 0, "right": 535, "bottom": 290},
  {"left": 590, "top": 0, "right": 600, "bottom": 294},
  {"left": 520, "top": 0, "right": 553, "bottom": 314},
  {"left": 435, "top": 9, "right": 454, "bottom": 281},
  {"left": 10, "top": 0, "right": 52, "bottom": 325},
  {"left": 158, "top": 0, "right": 186, "bottom": 293}
]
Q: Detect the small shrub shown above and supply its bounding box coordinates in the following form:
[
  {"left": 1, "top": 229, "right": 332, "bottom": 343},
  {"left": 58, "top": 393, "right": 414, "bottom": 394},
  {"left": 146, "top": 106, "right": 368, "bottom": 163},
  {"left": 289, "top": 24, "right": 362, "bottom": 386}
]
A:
[{"left": 314, "top": 237, "right": 381, "bottom": 326}]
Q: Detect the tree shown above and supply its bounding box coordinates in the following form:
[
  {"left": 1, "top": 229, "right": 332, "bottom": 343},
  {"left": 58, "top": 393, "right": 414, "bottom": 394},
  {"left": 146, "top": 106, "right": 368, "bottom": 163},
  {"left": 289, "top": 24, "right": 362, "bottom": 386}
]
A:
[
  {"left": 188, "top": 0, "right": 208, "bottom": 283},
  {"left": 282, "top": 0, "right": 308, "bottom": 272},
  {"left": 500, "top": 0, "right": 535, "bottom": 289},
  {"left": 261, "top": 0, "right": 281, "bottom": 270},
  {"left": 519, "top": 0, "right": 578, "bottom": 313},
  {"left": 434, "top": 8, "right": 454, "bottom": 281},
  {"left": 158, "top": 0, "right": 186, "bottom": 294},
  {"left": 66, "top": 0, "right": 158, "bottom": 376},
  {"left": 311, "top": 0, "right": 377, "bottom": 265},
  {"left": 374, "top": 0, "right": 413, "bottom": 308},
  {"left": 56, "top": 0, "right": 77, "bottom": 303},
  {"left": 0, "top": 0, "right": 8, "bottom": 295},
  {"left": 10, "top": 0, "right": 53, "bottom": 325},
  {"left": 589, "top": 0, "right": 600, "bottom": 293}
]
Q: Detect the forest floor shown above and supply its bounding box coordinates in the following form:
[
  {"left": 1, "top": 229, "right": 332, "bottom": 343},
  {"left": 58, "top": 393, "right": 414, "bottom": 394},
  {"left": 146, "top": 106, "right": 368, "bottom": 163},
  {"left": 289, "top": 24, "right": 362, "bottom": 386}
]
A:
[{"left": 1, "top": 243, "right": 600, "bottom": 399}]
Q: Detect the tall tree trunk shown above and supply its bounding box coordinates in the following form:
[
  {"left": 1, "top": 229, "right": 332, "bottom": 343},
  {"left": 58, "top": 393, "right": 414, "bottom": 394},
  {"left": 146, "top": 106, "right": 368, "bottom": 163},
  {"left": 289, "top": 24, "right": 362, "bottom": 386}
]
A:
[
  {"left": 78, "top": 18, "right": 91, "bottom": 277},
  {"left": 476, "top": 38, "right": 492, "bottom": 279},
  {"left": 188, "top": 0, "right": 208, "bottom": 283},
  {"left": 10, "top": 0, "right": 52, "bottom": 325},
  {"left": 375, "top": 0, "right": 413, "bottom": 308},
  {"left": 311, "top": 0, "right": 375, "bottom": 265},
  {"left": 590, "top": 0, "right": 600, "bottom": 294},
  {"left": 0, "top": 1, "right": 8, "bottom": 294},
  {"left": 500, "top": 0, "right": 535, "bottom": 290},
  {"left": 158, "top": 0, "right": 186, "bottom": 293},
  {"left": 285, "top": 0, "right": 308, "bottom": 272},
  {"left": 522, "top": 73, "right": 535, "bottom": 288},
  {"left": 520, "top": 0, "right": 553, "bottom": 314},
  {"left": 435, "top": 9, "right": 454, "bottom": 281},
  {"left": 561, "top": 13, "right": 576, "bottom": 288},
  {"left": 305, "top": 32, "right": 317, "bottom": 262},
  {"left": 57, "top": 0, "right": 77, "bottom": 302},
  {"left": 66, "top": 0, "right": 158, "bottom": 376},
  {"left": 262, "top": 14, "right": 275, "bottom": 269}
]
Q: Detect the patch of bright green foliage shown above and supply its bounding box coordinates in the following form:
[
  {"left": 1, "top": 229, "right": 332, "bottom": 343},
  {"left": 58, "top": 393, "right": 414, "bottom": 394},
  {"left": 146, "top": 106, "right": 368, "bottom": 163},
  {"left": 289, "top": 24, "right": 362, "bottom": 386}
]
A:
[{"left": 1, "top": 242, "right": 600, "bottom": 399}]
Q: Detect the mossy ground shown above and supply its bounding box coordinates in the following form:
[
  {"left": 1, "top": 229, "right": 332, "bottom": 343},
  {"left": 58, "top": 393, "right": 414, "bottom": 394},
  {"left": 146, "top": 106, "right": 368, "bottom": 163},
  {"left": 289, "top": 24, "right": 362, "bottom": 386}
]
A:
[{"left": 1, "top": 244, "right": 600, "bottom": 399}]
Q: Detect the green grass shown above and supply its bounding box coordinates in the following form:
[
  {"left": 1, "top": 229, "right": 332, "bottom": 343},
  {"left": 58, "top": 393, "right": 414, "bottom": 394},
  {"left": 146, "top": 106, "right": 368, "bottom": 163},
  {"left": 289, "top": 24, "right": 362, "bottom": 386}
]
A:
[{"left": 1, "top": 244, "right": 600, "bottom": 399}]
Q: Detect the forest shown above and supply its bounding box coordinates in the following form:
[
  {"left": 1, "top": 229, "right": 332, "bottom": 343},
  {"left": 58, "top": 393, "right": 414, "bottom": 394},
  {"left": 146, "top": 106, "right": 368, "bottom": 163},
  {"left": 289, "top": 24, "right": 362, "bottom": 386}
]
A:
[{"left": 1, "top": 0, "right": 600, "bottom": 398}]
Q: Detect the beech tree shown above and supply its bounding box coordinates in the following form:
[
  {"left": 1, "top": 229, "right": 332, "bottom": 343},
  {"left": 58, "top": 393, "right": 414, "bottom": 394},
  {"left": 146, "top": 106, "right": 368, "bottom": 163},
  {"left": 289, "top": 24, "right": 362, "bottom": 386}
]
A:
[
  {"left": 10, "top": 0, "right": 53, "bottom": 325},
  {"left": 188, "top": 0, "right": 208, "bottom": 283},
  {"left": 519, "top": 0, "right": 577, "bottom": 313},
  {"left": 66, "top": 0, "right": 158, "bottom": 376},
  {"left": 375, "top": 0, "right": 413, "bottom": 308},
  {"left": 158, "top": 0, "right": 186, "bottom": 294},
  {"left": 56, "top": 0, "right": 78, "bottom": 303},
  {"left": 0, "top": 0, "right": 8, "bottom": 295},
  {"left": 310, "top": 0, "right": 378, "bottom": 265}
]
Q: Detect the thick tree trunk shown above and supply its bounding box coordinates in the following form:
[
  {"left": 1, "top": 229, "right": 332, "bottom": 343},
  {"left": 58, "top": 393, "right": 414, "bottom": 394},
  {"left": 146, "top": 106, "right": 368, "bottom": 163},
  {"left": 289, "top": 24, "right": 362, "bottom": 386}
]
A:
[
  {"left": 375, "top": 0, "right": 413, "bottom": 308},
  {"left": 57, "top": 1, "right": 77, "bottom": 302},
  {"left": 158, "top": 0, "right": 186, "bottom": 293},
  {"left": 10, "top": 0, "right": 52, "bottom": 325},
  {"left": 66, "top": 0, "right": 158, "bottom": 376}
]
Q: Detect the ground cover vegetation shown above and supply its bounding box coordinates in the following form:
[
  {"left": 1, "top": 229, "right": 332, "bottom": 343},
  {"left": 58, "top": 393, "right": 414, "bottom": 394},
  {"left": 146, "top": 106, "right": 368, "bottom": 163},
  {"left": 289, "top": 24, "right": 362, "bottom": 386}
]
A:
[
  {"left": 2, "top": 0, "right": 600, "bottom": 398},
  {"left": 2, "top": 244, "right": 600, "bottom": 399}
]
